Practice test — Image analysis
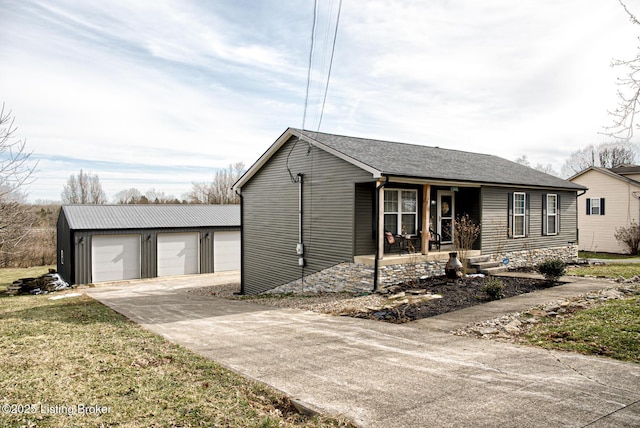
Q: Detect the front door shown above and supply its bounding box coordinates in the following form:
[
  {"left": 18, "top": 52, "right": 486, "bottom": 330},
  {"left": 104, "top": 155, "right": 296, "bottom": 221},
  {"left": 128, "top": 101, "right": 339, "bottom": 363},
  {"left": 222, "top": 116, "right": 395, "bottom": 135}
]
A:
[{"left": 437, "top": 190, "right": 454, "bottom": 244}]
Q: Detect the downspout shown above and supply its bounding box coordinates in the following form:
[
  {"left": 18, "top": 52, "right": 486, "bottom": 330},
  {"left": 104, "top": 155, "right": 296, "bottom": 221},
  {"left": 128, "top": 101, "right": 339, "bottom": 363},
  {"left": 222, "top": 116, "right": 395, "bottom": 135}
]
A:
[
  {"left": 296, "top": 173, "right": 305, "bottom": 282},
  {"left": 373, "top": 176, "right": 389, "bottom": 292},
  {"left": 235, "top": 189, "right": 245, "bottom": 295},
  {"left": 576, "top": 189, "right": 587, "bottom": 248}
]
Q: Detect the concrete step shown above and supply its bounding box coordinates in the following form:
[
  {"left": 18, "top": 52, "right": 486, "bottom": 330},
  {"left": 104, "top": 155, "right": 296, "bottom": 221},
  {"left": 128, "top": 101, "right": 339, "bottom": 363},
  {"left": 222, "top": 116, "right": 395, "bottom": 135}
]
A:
[
  {"left": 481, "top": 266, "right": 509, "bottom": 275},
  {"left": 466, "top": 255, "right": 491, "bottom": 264}
]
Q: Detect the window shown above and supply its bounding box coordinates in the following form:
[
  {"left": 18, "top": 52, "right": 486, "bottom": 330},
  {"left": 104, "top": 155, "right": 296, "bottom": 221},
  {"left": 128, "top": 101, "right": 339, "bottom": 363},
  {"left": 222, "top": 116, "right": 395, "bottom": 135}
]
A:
[
  {"left": 546, "top": 194, "right": 558, "bottom": 235},
  {"left": 513, "top": 192, "right": 526, "bottom": 238},
  {"left": 586, "top": 198, "right": 605, "bottom": 216},
  {"left": 384, "top": 189, "right": 418, "bottom": 235}
]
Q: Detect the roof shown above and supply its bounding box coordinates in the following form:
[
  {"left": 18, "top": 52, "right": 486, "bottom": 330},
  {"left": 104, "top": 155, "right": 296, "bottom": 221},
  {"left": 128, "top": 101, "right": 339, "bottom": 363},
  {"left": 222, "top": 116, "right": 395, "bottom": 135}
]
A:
[
  {"left": 234, "top": 128, "right": 586, "bottom": 191},
  {"left": 608, "top": 164, "right": 640, "bottom": 175},
  {"left": 61, "top": 204, "right": 240, "bottom": 230}
]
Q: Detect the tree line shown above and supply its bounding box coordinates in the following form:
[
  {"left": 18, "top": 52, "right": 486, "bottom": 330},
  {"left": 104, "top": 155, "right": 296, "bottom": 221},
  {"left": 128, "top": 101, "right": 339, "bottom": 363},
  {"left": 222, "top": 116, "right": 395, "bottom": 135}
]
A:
[{"left": 60, "top": 162, "right": 245, "bottom": 205}]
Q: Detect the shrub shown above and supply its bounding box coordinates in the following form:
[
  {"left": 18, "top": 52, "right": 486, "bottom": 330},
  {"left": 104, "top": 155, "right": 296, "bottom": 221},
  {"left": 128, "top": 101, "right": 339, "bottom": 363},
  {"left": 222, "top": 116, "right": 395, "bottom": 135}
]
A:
[
  {"left": 480, "top": 277, "right": 505, "bottom": 300},
  {"left": 614, "top": 221, "right": 640, "bottom": 255},
  {"left": 537, "top": 258, "right": 566, "bottom": 282}
]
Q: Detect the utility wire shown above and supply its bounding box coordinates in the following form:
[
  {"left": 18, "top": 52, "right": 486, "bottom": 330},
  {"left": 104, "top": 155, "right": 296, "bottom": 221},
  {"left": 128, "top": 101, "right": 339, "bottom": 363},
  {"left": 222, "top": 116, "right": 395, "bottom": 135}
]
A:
[
  {"left": 317, "top": 0, "right": 343, "bottom": 132},
  {"left": 302, "top": 0, "right": 318, "bottom": 130}
]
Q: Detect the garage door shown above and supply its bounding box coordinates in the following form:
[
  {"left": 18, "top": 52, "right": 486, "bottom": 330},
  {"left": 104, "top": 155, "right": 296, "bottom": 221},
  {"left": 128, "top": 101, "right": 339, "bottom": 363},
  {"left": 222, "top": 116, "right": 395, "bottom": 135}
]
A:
[
  {"left": 91, "top": 235, "right": 141, "bottom": 283},
  {"left": 214, "top": 231, "right": 241, "bottom": 271},
  {"left": 157, "top": 232, "right": 200, "bottom": 277}
]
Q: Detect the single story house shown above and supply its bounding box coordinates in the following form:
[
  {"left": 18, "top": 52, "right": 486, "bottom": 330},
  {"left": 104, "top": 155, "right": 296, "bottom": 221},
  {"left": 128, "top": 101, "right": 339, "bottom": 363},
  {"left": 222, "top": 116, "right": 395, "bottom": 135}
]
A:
[
  {"left": 570, "top": 164, "right": 640, "bottom": 254},
  {"left": 232, "top": 128, "right": 586, "bottom": 295},
  {"left": 57, "top": 204, "right": 240, "bottom": 285}
]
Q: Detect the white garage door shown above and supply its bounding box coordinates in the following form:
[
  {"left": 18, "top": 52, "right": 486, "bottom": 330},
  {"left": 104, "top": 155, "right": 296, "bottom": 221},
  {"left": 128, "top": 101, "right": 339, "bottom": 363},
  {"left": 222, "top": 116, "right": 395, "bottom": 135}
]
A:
[
  {"left": 92, "top": 235, "right": 141, "bottom": 283},
  {"left": 214, "top": 231, "right": 241, "bottom": 271},
  {"left": 157, "top": 232, "right": 200, "bottom": 277}
]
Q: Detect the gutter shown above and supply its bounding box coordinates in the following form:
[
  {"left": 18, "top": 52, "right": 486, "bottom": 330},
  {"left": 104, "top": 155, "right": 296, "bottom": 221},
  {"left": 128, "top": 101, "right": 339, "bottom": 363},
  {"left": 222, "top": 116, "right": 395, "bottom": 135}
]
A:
[{"left": 373, "top": 176, "right": 389, "bottom": 292}]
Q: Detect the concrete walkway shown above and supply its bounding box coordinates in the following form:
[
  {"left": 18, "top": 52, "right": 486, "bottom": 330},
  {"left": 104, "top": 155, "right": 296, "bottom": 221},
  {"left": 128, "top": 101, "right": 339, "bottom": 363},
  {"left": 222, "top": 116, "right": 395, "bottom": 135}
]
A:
[{"left": 85, "top": 272, "right": 640, "bottom": 427}]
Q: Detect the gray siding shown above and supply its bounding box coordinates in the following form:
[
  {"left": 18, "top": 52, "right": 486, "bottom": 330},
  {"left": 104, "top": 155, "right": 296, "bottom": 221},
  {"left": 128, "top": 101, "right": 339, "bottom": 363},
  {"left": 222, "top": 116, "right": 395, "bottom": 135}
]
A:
[
  {"left": 354, "top": 183, "right": 376, "bottom": 256},
  {"left": 241, "top": 136, "right": 375, "bottom": 294},
  {"left": 480, "top": 187, "right": 577, "bottom": 254},
  {"left": 63, "top": 227, "right": 234, "bottom": 284},
  {"left": 56, "top": 213, "right": 73, "bottom": 283}
]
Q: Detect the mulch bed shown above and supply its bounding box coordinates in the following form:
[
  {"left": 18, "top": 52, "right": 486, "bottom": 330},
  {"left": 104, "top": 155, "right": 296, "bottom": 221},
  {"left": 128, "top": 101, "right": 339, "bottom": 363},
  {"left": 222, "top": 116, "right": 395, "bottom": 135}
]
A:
[{"left": 352, "top": 275, "right": 559, "bottom": 323}]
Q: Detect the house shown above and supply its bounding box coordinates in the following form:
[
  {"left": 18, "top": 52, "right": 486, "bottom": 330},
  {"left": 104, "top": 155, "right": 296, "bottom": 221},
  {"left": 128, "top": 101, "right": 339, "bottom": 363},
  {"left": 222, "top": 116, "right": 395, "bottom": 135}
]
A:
[
  {"left": 233, "top": 128, "right": 586, "bottom": 295},
  {"left": 57, "top": 204, "right": 240, "bottom": 285},
  {"left": 570, "top": 165, "right": 640, "bottom": 254}
]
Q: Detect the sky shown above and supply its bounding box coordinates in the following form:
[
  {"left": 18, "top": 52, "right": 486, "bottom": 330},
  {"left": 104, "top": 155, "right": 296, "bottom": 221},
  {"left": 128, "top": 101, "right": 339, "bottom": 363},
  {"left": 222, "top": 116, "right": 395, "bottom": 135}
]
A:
[{"left": 1, "top": 0, "right": 639, "bottom": 203}]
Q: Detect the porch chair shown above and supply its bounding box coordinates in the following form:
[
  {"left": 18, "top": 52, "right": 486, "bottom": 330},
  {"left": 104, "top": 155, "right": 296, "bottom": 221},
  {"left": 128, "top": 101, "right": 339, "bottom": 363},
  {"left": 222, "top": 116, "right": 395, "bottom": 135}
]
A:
[
  {"left": 429, "top": 228, "right": 441, "bottom": 251},
  {"left": 384, "top": 231, "right": 402, "bottom": 254}
]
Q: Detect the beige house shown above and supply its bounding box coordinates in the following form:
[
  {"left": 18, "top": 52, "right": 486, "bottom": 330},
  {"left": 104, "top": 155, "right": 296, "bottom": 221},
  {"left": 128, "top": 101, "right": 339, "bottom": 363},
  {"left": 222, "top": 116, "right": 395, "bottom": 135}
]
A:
[{"left": 570, "top": 165, "right": 640, "bottom": 254}]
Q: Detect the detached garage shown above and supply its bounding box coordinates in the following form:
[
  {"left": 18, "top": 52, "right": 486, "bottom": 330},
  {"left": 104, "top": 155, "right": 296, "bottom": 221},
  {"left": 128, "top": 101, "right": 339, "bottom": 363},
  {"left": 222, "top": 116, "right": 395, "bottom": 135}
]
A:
[{"left": 57, "top": 204, "right": 240, "bottom": 285}]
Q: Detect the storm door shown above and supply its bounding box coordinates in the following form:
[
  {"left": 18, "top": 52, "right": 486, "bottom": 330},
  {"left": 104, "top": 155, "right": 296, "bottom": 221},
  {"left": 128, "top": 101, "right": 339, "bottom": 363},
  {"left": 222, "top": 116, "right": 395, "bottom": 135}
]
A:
[{"left": 437, "top": 190, "right": 454, "bottom": 244}]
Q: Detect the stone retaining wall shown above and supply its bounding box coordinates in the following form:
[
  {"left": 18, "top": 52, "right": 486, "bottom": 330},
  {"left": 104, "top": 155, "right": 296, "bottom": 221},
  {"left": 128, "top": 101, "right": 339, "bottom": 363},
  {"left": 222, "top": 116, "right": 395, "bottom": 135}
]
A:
[
  {"left": 495, "top": 244, "right": 578, "bottom": 270},
  {"left": 266, "top": 244, "right": 578, "bottom": 295}
]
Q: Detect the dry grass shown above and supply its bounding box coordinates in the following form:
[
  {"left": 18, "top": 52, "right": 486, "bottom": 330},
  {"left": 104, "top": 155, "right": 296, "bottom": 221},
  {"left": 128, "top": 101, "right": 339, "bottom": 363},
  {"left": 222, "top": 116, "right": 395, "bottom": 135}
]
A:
[{"left": 0, "top": 291, "right": 354, "bottom": 427}]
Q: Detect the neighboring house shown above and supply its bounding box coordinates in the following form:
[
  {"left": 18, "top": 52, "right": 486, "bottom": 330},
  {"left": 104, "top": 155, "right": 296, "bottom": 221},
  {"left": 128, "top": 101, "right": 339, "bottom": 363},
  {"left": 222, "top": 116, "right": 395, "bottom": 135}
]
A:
[
  {"left": 57, "top": 204, "right": 240, "bottom": 285},
  {"left": 233, "top": 128, "right": 586, "bottom": 294},
  {"left": 570, "top": 165, "right": 640, "bottom": 254}
]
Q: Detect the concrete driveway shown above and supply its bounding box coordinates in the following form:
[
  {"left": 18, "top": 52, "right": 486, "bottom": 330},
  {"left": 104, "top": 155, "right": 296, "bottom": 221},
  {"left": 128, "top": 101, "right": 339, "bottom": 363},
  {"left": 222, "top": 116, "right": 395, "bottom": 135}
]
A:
[{"left": 86, "top": 272, "right": 640, "bottom": 427}]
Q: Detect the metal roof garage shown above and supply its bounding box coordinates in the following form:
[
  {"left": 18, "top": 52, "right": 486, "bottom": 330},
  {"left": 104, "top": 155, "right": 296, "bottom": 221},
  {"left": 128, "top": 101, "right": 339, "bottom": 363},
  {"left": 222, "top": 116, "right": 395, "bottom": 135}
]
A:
[{"left": 57, "top": 204, "right": 241, "bottom": 285}]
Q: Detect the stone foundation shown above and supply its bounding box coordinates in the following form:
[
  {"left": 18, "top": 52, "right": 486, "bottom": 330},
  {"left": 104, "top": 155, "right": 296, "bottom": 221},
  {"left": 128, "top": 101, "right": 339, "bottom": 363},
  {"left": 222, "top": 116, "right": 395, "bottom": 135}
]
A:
[
  {"left": 266, "top": 259, "right": 448, "bottom": 294},
  {"left": 265, "top": 244, "right": 578, "bottom": 295},
  {"left": 495, "top": 244, "right": 578, "bottom": 270}
]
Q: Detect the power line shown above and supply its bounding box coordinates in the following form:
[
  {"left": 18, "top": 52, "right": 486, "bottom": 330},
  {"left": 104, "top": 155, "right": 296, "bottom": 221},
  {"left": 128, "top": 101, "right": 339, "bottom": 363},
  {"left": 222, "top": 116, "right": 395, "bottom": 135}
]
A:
[
  {"left": 317, "top": 0, "right": 343, "bottom": 131},
  {"left": 302, "top": 0, "right": 318, "bottom": 130}
]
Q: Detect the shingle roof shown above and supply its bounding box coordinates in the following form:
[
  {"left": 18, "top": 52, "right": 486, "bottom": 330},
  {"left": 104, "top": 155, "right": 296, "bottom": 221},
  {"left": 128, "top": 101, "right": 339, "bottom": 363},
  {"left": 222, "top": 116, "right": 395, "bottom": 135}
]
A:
[
  {"left": 295, "top": 129, "right": 584, "bottom": 190},
  {"left": 62, "top": 204, "right": 240, "bottom": 230}
]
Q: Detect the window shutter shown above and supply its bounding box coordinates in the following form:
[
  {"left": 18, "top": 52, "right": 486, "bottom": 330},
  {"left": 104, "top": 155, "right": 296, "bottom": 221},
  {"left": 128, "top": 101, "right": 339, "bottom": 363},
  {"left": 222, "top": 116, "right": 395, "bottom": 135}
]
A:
[
  {"left": 525, "top": 193, "right": 531, "bottom": 237},
  {"left": 507, "top": 192, "right": 513, "bottom": 238},
  {"left": 557, "top": 194, "right": 561, "bottom": 233},
  {"left": 600, "top": 198, "right": 605, "bottom": 216},
  {"left": 586, "top": 198, "right": 591, "bottom": 215},
  {"left": 542, "top": 194, "right": 547, "bottom": 236}
]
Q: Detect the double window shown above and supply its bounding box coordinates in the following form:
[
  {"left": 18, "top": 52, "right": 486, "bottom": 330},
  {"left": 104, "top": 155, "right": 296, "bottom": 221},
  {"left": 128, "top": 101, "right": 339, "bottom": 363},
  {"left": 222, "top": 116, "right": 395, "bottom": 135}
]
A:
[
  {"left": 511, "top": 192, "right": 562, "bottom": 238},
  {"left": 384, "top": 189, "right": 417, "bottom": 235}
]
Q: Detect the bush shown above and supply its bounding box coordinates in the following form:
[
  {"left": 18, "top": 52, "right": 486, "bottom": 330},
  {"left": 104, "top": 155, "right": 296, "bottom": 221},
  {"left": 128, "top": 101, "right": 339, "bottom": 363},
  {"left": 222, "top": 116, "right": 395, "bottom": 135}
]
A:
[
  {"left": 537, "top": 258, "right": 566, "bottom": 282},
  {"left": 614, "top": 221, "right": 640, "bottom": 255},
  {"left": 480, "top": 277, "right": 505, "bottom": 300}
]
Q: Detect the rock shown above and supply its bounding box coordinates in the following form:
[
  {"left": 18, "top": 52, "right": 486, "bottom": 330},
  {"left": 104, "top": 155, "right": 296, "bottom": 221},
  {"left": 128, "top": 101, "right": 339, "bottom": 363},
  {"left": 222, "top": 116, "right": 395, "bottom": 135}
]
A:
[
  {"left": 473, "top": 327, "right": 500, "bottom": 336},
  {"left": 528, "top": 309, "right": 547, "bottom": 317},
  {"left": 406, "top": 289, "right": 427, "bottom": 295},
  {"left": 504, "top": 320, "right": 522, "bottom": 334}
]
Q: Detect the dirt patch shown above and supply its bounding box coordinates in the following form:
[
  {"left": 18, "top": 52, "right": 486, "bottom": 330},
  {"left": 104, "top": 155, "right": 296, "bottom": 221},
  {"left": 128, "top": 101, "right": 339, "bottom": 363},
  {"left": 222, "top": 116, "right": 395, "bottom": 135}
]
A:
[{"left": 350, "top": 275, "right": 558, "bottom": 323}]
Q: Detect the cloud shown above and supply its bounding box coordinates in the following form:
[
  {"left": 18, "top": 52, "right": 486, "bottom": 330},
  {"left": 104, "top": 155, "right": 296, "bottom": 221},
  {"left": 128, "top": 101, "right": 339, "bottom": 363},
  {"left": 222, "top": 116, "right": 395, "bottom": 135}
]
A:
[{"left": 1, "top": 0, "right": 639, "bottom": 201}]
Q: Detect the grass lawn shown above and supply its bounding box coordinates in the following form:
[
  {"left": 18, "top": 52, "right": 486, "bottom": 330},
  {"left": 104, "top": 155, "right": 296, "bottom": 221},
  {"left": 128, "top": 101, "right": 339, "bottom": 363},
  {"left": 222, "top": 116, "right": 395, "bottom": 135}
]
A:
[
  {"left": 0, "top": 285, "right": 352, "bottom": 427},
  {"left": 524, "top": 262, "right": 640, "bottom": 363},
  {"left": 578, "top": 251, "right": 640, "bottom": 260},
  {"left": 524, "top": 294, "right": 640, "bottom": 364},
  {"left": 568, "top": 262, "right": 640, "bottom": 279}
]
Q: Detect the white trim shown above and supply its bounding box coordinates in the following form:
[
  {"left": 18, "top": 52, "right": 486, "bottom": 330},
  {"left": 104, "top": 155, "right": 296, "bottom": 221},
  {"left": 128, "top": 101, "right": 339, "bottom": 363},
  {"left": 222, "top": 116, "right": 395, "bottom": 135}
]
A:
[
  {"left": 383, "top": 189, "right": 418, "bottom": 235},
  {"left": 546, "top": 194, "right": 558, "bottom": 236},
  {"left": 513, "top": 192, "right": 526, "bottom": 238}
]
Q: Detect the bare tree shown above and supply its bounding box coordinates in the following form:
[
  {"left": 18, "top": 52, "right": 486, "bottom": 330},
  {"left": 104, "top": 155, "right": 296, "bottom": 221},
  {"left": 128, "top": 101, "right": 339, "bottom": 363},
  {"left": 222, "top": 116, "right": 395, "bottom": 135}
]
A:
[
  {"left": 514, "top": 155, "right": 559, "bottom": 176},
  {"left": 113, "top": 188, "right": 143, "bottom": 204},
  {"left": 603, "top": 1, "right": 640, "bottom": 140},
  {"left": 61, "top": 170, "right": 107, "bottom": 204},
  {"left": 184, "top": 162, "right": 245, "bottom": 204},
  {"left": 0, "top": 104, "right": 38, "bottom": 265},
  {"left": 561, "top": 142, "right": 637, "bottom": 177}
]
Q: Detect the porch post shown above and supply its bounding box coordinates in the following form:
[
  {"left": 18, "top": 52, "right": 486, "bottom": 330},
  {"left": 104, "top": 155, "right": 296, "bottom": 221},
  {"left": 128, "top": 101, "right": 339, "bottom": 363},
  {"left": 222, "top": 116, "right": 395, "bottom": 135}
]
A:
[
  {"left": 422, "top": 184, "right": 431, "bottom": 255},
  {"left": 377, "top": 179, "right": 386, "bottom": 260}
]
